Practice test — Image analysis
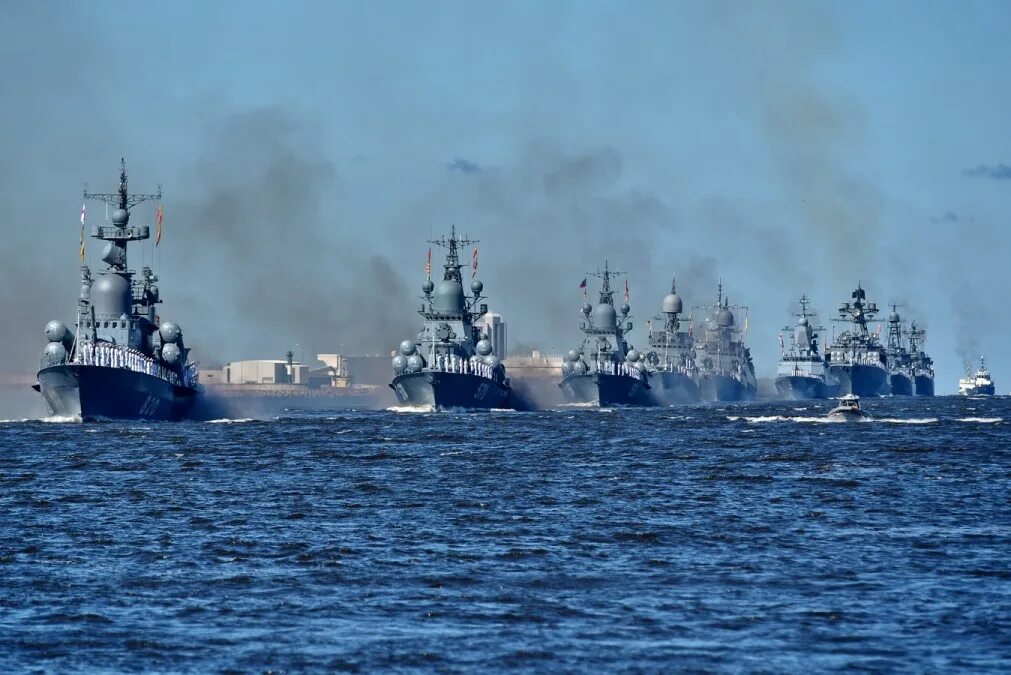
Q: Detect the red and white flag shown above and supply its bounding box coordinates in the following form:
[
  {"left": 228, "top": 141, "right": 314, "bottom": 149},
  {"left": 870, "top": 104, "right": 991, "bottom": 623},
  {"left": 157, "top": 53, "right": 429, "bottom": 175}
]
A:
[
  {"left": 80, "top": 203, "right": 87, "bottom": 225},
  {"left": 472, "top": 246, "right": 478, "bottom": 278},
  {"left": 624, "top": 279, "right": 630, "bottom": 304},
  {"left": 425, "top": 248, "right": 432, "bottom": 280}
]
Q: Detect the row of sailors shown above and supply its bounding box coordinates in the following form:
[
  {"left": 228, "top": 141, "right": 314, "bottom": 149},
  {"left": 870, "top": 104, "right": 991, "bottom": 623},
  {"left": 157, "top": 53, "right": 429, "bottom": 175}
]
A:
[
  {"left": 829, "top": 352, "right": 887, "bottom": 367},
  {"left": 431, "top": 353, "right": 497, "bottom": 380},
  {"left": 595, "top": 360, "right": 646, "bottom": 381},
  {"left": 73, "top": 341, "right": 198, "bottom": 387}
]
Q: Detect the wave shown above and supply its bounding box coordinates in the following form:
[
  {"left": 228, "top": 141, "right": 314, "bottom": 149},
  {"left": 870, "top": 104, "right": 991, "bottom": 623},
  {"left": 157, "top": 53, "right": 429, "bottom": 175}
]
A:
[
  {"left": 385, "top": 405, "right": 435, "bottom": 413},
  {"left": 727, "top": 415, "right": 840, "bottom": 424},
  {"left": 957, "top": 417, "right": 1003, "bottom": 424},
  {"left": 40, "top": 415, "right": 82, "bottom": 423},
  {"left": 877, "top": 418, "right": 938, "bottom": 425},
  {"left": 204, "top": 418, "right": 256, "bottom": 424}
]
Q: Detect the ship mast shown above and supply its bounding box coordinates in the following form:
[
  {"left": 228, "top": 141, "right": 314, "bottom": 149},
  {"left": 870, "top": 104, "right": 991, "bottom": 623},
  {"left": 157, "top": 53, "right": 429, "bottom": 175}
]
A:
[{"left": 83, "top": 158, "right": 161, "bottom": 272}]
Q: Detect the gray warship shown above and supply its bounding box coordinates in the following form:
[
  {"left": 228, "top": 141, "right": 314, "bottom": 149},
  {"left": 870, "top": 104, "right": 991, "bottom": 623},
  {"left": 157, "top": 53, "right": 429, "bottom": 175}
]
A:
[
  {"left": 644, "top": 278, "right": 700, "bottom": 404},
  {"left": 389, "top": 228, "right": 510, "bottom": 409},
  {"left": 775, "top": 295, "right": 830, "bottom": 399},
  {"left": 34, "top": 160, "right": 200, "bottom": 420},
  {"left": 907, "top": 321, "right": 934, "bottom": 396},
  {"left": 693, "top": 281, "right": 757, "bottom": 401},
  {"left": 558, "top": 262, "right": 653, "bottom": 406},
  {"left": 884, "top": 305, "right": 914, "bottom": 396},
  {"left": 824, "top": 284, "right": 889, "bottom": 396}
]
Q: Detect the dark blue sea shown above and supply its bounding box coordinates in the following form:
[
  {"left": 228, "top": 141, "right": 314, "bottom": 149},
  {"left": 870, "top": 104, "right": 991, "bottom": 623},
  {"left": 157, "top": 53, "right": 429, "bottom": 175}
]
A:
[{"left": 2, "top": 396, "right": 1010, "bottom": 672}]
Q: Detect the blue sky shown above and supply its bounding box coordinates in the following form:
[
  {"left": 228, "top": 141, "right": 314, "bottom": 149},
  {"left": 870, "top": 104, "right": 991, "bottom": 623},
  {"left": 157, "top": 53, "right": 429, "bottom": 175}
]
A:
[{"left": 2, "top": 0, "right": 1010, "bottom": 391}]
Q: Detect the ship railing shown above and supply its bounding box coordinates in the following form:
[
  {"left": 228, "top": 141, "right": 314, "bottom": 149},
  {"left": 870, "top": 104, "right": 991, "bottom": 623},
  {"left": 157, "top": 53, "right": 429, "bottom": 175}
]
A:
[
  {"left": 395, "top": 355, "right": 501, "bottom": 382},
  {"left": 72, "top": 341, "right": 197, "bottom": 388},
  {"left": 594, "top": 360, "right": 646, "bottom": 381},
  {"left": 653, "top": 362, "right": 696, "bottom": 376}
]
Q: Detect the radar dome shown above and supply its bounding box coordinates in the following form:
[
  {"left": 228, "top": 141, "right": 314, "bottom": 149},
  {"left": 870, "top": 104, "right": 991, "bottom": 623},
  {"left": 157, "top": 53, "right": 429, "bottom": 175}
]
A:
[
  {"left": 566, "top": 349, "right": 580, "bottom": 362},
  {"left": 159, "top": 322, "right": 182, "bottom": 344},
  {"left": 561, "top": 361, "right": 574, "bottom": 377},
  {"left": 45, "top": 320, "right": 69, "bottom": 343},
  {"left": 572, "top": 361, "right": 588, "bottom": 376},
  {"left": 484, "top": 355, "right": 501, "bottom": 370},
  {"left": 890, "top": 311, "right": 900, "bottom": 322},
  {"left": 716, "top": 308, "right": 735, "bottom": 327},
  {"left": 476, "top": 339, "right": 493, "bottom": 356},
  {"left": 43, "top": 342, "right": 66, "bottom": 365},
  {"left": 593, "top": 303, "right": 617, "bottom": 329},
  {"left": 433, "top": 279, "right": 465, "bottom": 313},
  {"left": 92, "top": 273, "right": 131, "bottom": 317},
  {"left": 627, "top": 349, "right": 640, "bottom": 362},
  {"left": 399, "top": 340, "right": 416, "bottom": 356},
  {"left": 582, "top": 303, "right": 593, "bottom": 315},
  {"left": 422, "top": 279, "right": 435, "bottom": 294},
  {"left": 662, "top": 293, "right": 683, "bottom": 314},
  {"left": 392, "top": 355, "right": 407, "bottom": 370},
  {"left": 407, "top": 354, "right": 424, "bottom": 372},
  {"left": 471, "top": 279, "right": 483, "bottom": 294},
  {"left": 798, "top": 317, "right": 808, "bottom": 326},
  {"left": 161, "top": 343, "right": 181, "bottom": 365},
  {"left": 111, "top": 208, "right": 129, "bottom": 226},
  {"left": 619, "top": 303, "right": 630, "bottom": 315}
]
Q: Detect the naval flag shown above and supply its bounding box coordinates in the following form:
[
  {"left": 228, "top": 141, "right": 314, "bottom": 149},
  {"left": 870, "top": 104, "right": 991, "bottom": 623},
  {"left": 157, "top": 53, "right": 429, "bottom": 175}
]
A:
[
  {"left": 155, "top": 204, "right": 164, "bottom": 247},
  {"left": 624, "top": 279, "right": 630, "bottom": 304},
  {"left": 472, "top": 246, "right": 478, "bottom": 278},
  {"left": 79, "top": 203, "right": 86, "bottom": 261},
  {"left": 425, "top": 248, "right": 432, "bottom": 280}
]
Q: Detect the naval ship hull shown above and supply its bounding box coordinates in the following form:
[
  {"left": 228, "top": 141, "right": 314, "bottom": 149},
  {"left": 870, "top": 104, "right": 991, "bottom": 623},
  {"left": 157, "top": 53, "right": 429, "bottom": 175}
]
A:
[
  {"left": 914, "top": 374, "right": 935, "bottom": 397},
  {"left": 36, "top": 365, "right": 197, "bottom": 421},
  {"left": 889, "top": 372, "right": 914, "bottom": 396},
  {"left": 697, "top": 374, "right": 756, "bottom": 402},
  {"left": 775, "top": 375, "right": 829, "bottom": 400},
  {"left": 650, "top": 371, "right": 700, "bottom": 404},
  {"left": 389, "top": 371, "right": 510, "bottom": 409},
  {"left": 558, "top": 372, "right": 653, "bottom": 407},
  {"left": 826, "top": 364, "right": 889, "bottom": 397}
]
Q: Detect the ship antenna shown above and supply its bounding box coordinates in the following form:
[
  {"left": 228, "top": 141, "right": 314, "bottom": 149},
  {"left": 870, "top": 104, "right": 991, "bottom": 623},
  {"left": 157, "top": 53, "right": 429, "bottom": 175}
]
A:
[
  {"left": 118, "top": 157, "right": 128, "bottom": 210},
  {"left": 671, "top": 276, "right": 676, "bottom": 294}
]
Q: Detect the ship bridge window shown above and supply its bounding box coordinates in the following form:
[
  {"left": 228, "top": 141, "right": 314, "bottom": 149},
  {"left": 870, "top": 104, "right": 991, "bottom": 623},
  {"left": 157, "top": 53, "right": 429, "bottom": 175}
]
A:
[{"left": 104, "top": 321, "right": 109, "bottom": 328}]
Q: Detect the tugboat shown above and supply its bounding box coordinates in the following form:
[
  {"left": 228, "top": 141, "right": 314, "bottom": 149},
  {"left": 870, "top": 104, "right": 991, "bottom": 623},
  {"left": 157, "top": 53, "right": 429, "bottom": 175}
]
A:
[
  {"left": 826, "top": 394, "right": 870, "bottom": 421},
  {"left": 34, "top": 160, "right": 200, "bottom": 420},
  {"left": 885, "top": 305, "right": 914, "bottom": 396},
  {"left": 558, "top": 261, "right": 652, "bottom": 406},
  {"left": 775, "top": 294, "right": 830, "bottom": 399},
  {"left": 908, "top": 322, "right": 935, "bottom": 396},
  {"left": 693, "top": 281, "right": 757, "bottom": 401},
  {"left": 644, "top": 278, "right": 700, "bottom": 404},
  {"left": 824, "top": 284, "right": 889, "bottom": 396},
  {"left": 389, "top": 227, "right": 510, "bottom": 409},
  {"left": 958, "top": 356, "right": 996, "bottom": 396}
]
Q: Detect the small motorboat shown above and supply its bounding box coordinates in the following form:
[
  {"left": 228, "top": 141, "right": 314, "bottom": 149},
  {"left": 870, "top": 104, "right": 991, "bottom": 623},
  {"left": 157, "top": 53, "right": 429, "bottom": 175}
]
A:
[{"left": 826, "top": 394, "right": 870, "bottom": 420}]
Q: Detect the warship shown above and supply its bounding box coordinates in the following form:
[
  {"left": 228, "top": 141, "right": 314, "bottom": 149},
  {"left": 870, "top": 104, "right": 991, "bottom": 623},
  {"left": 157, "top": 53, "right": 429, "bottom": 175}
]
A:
[
  {"left": 644, "top": 278, "right": 700, "bottom": 404},
  {"left": 884, "top": 305, "right": 914, "bottom": 396},
  {"left": 34, "top": 160, "right": 199, "bottom": 420},
  {"left": 693, "top": 281, "right": 757, "bottom": 401},
  {"left": 908, "top": 321, "right": 935, "bottom": 396},
  {"left": 558, "top": 262, "right": 653, "bottom": 406},
  {"left": 958, "top": 356, "right": 995, "bottom": 396},
  {"left": 389, "top": 227, "right": 510, "bottom": 409},
  {"left": 775, "top": 295, "right": 830, "bottom": 399},
  {"left": 824, "top": 284, "right": 889, "bottom": 396}
]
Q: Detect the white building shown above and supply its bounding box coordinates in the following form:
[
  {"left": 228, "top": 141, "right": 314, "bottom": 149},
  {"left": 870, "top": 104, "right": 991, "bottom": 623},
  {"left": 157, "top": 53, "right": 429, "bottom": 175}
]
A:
[
  {"left": 224, "top": 359, "right": 309, "bottom": 385},
  {"left": 480, "top": 312, "right": 507, "bottom": 360}
]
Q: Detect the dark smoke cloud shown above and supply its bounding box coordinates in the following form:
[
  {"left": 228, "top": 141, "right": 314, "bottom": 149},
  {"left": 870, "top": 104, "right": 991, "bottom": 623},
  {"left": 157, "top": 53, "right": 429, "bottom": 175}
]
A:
[
  {"left": 963, "top": 163, "right": 1011, "bottom": 180},
  {"left": 447, "top": 157, "right": 482, "bottom": 174},
  {"left": 165, "top": 108, "right": 415, "bottom": 364}
]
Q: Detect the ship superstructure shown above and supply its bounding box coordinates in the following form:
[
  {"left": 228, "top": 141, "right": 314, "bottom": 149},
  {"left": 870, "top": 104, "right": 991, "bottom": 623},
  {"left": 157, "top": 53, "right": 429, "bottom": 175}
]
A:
[
  {"left": 35, "top": 160, "right": 199, "bottom": 420},
  {"left": 693, "top": 281, "right": 757, "bottom": 401},
  {"left": 885, "top": 305, "right": 914, "bottom": 396},
  {"left": 390, "top": 227, "right": 510, "bottom": 409},
  {"left": 824, "top": 284, "right": 889, "bottom": 396},
  {"left": 644, "top": 278, "right": 699, "bottom": 404},
  {"left": 958, "top": 356, "right": 995, "bottom": 396},
  {"left": 775, "top": 295, "right": 830, "bottom": 399},
  {"left": 907, "top": 322, "right": 934, "bottom": 396},
  {"left": 558, "top": 261, "right": 652, "bottom": 406}
]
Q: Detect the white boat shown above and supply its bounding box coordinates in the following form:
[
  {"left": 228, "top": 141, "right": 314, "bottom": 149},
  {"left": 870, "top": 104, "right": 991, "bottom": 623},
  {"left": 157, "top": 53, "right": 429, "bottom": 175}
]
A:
[
  {"left": 826, "top": 394, "right": 870, "bottom": 420},
  {"left": 958, "top": 356, "right": 996, "bottom": 396}
]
